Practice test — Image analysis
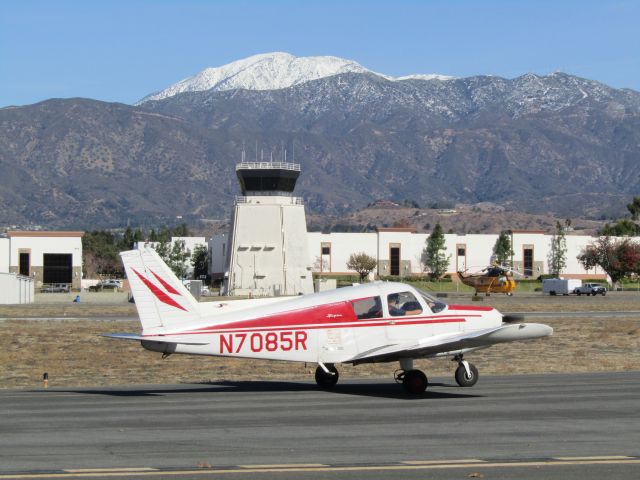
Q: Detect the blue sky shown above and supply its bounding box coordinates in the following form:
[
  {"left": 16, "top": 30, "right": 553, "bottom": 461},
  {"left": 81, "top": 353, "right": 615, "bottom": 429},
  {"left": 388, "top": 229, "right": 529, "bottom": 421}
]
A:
[{"left": 1, "top": 0, "right": 638, "bottom": 107}]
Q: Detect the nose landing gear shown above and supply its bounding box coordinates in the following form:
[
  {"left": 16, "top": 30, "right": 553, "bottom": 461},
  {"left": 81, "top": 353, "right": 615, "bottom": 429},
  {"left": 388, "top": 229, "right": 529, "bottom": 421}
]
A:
[{"left": 453, "top": 354, "right": 479, "bottom": 387}]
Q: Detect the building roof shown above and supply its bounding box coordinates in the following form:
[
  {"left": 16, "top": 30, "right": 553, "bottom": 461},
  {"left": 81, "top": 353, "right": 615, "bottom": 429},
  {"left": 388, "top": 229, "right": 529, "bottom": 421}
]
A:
[
  {"left": 376, "top": 227, "right": 417, "bottom": 233},
  {"left": 7, "top": 231, "right": 85, "bottom": 238}
]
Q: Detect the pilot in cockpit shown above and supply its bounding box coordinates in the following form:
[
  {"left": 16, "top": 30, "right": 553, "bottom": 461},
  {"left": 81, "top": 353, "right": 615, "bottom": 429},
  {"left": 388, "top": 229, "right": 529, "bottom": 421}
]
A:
[{"left": 388, "top": 294, "right": 406, "bottom": 316}]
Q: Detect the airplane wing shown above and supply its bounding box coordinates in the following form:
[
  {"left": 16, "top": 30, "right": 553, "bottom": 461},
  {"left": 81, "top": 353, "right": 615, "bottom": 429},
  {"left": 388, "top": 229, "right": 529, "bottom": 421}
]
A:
[
  {"left": 101, "top": 333, "right": 210, "bottom": 345},
  {"left": 347, "top": 323, "right": 553, "bottom": 364}
]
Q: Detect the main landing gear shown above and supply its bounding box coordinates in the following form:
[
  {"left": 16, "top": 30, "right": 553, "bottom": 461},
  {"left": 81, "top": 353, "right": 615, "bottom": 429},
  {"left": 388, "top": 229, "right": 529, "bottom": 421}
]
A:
[
  {"left": 315, "top": 363, "right": 339, "bottom": 389},
  {"left": 453, "top": 354, "right": 479, "bottom": 387},
  {"left": 395, "top": 359, "right": 429, "bottom": 394},
  {"left": 314, "top": 357, "right": 479, "bottom": 393}
]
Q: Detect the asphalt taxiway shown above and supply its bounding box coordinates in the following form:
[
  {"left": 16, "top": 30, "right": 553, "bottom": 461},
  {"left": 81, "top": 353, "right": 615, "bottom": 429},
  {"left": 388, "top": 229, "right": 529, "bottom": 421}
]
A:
[{"left": 1, "top": 371, "right": 639, "bottom": 479}]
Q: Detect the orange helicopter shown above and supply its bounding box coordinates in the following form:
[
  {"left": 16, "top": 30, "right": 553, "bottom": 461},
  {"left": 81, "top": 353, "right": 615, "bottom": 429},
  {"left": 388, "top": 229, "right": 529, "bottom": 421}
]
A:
[{"left": 457, "top": 263, "right": 520, "bottom": 296}]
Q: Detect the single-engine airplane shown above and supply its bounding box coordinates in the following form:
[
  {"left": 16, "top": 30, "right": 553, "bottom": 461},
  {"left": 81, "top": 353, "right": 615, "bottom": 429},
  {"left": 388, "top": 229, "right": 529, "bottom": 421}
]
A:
[{"left": 104, "top": 248, "right": 552, "bottom": 394}]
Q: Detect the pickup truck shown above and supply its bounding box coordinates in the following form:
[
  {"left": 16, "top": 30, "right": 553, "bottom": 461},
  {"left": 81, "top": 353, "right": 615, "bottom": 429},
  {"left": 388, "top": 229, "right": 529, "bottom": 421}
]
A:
[{"left": 573, "top": 283, "right": 607, "bottom": 296}]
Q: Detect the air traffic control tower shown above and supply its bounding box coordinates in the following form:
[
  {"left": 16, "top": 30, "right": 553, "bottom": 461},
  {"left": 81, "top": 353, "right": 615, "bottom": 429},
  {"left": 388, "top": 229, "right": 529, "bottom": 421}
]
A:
[{"left": 223, "top": 161, "right": 313, "bottom": 296}]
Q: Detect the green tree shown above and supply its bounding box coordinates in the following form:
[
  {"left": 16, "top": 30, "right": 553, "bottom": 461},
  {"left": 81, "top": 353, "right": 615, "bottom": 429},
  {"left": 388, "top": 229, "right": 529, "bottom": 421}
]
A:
[
  {"left": 577, "top": 237, "right": 640, "bottom": 284},
  {"left": 82, "top": 230, "right": 123, "bottom": 277},
  {"left": 191, "top": 245, "right": 209, "bottom": 281},
  {"left": 627, "top": 196, "right": 640, "bottom": 221},
  {"left": 422, "top": 223, "right": 450, "bottom": 279},
  {"left": 120, "top": 227, "right": 145, "bottom": 250},
  {"left": 493, "top": 231, "right": 514, "bottom": 267},
  {"left": 156, "top": 240, "right": 190, "bottom": 278},
  {"left": 600, "top": 219, "right": 639, "bottom": 236},
  {"left": 548, "top": 221, "right": 567, "bottom": 276},
  {"left": 347, "top": 252, "right": 378, "bottom": 281}
]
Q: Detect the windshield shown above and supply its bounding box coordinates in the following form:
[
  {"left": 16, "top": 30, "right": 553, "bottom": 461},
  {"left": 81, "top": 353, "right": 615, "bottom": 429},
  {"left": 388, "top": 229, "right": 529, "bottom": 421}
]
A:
[{"left": 416, "top": 288, "right": 447, "bottom": 314}]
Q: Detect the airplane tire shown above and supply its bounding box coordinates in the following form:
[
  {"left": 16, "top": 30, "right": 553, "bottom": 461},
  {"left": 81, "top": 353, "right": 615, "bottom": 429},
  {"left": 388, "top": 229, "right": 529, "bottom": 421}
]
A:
[
  {"left": 402, "top": 369, "right": 428, "bottom": 394},
  {"left": 455, "top": 363, "right": 479, "bottom": 387},
  {"left": 315, "top": 365, "right": 339, "bottom": 389}
]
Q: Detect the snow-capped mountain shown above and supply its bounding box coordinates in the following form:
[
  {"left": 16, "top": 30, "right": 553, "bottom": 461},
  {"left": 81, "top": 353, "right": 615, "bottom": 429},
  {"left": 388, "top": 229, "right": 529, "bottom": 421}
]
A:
[
  {"left": 137, "top": 52, "right": 453, "bottom": 103},
  {"left": 2, "top": 59, "right": 639, "bottom": 228}
]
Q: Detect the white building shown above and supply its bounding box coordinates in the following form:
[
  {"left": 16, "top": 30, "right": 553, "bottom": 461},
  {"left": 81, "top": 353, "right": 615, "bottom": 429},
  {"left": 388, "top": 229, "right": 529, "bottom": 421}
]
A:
[
  {"left": 210, "top": 226, "right": 607, "bottom": 288},
  {"left": 0, "top": 231, "right": 83, "bottom": 303},
  {"left": 306, "top": 228, "right": 606, "bottom": 280},
  {"left": 6, "top": 231, "right": 84, "bottom": 289}
]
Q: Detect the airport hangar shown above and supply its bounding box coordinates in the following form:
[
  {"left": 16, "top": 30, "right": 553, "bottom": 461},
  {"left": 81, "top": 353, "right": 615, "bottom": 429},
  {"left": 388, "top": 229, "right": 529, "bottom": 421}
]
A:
[{"left": 0, "top": 231, "right": 83, "bottom": 303}]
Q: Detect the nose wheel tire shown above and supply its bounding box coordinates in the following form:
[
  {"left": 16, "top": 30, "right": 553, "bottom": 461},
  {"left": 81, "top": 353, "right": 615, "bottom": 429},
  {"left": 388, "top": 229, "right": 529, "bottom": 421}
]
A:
[
  {"left": 315, "top": 364, "right": 339, "bottom": 389},
  {"left": 455, "top": 363, "right": 479, "bottom": 387},
  {"left": 402, "top": 369, "right": 428, "bottom": 394}
]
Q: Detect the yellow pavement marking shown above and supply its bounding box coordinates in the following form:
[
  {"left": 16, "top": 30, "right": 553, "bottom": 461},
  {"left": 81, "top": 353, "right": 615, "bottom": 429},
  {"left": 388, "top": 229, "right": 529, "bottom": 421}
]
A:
[
  {"left": 238, "top": 464, "right": 327, "bottom": 469},
  {"left": 1, "top": 458, "right": 639, "bottom": 479},
  {"left": 64, "top": 469, "right": 156, "bottom": 473},
  {"left": 402, "top": 459, "right": 485, "bottom": 465},
  {"left": 553, "top": 456, "right": 633, "bottom": 461}
]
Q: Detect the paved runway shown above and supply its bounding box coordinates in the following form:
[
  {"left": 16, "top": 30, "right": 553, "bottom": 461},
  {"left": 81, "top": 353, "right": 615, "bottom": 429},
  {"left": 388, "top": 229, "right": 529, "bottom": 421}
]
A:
[{"left": 1, "top": 371, "right": 639, "bottom": 479}]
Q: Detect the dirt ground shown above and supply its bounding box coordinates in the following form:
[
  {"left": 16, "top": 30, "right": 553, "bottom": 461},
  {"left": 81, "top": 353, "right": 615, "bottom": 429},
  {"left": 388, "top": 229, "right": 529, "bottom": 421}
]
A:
[{"left": 2, "top": 293, "right": 639, "bottom": 389}]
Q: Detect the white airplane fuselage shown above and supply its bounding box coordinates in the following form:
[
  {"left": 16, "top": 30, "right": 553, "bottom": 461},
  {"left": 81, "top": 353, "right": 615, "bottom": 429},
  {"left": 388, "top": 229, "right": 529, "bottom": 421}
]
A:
[{"left": 139, "top": 282, "right": 502, "bottom": 364}]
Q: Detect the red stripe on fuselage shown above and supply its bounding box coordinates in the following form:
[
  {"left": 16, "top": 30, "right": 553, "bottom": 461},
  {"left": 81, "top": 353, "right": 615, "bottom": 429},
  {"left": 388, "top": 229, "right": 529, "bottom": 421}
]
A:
[
  {"left": 447, "top": 305, "right": 494, "bottom": 312},
  {"left": 163, "top": 316, "right": 468, "bottom": 336}
]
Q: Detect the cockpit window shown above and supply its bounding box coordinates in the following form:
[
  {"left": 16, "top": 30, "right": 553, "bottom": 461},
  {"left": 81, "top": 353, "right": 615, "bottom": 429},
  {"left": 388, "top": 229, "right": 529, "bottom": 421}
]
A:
[
  {"left": 387, "top": 291, "right": 423, "bottom": 317},
  {"left": 416, "top": 288, "right": 447, "bottom": 314},
  {"left": 352, "top": 296, "right": 383, "bottom": 319}
]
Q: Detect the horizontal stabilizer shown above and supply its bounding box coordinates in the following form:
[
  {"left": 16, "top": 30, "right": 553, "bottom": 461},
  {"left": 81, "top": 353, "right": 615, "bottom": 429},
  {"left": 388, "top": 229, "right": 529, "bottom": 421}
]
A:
[{"left": 101, "top": 333, "right": 210, "bottom": 345}]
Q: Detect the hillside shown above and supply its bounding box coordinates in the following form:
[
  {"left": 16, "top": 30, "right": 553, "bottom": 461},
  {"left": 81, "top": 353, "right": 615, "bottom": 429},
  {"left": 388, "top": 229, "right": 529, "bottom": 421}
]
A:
[{"left": 1, "top": 53, "right": 639, "bottom": 229}]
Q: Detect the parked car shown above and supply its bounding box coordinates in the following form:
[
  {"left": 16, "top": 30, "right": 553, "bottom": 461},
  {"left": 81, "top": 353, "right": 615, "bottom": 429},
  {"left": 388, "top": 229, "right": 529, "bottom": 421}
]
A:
[
  {"left": 88, "top": 279, "right": 122, "bottom": 292},
  {"left": 573, "top": 283, "right": 607, "bottom": 296},
  {"left": 41, "top": 283, "right": 70, "bottom": 293}
]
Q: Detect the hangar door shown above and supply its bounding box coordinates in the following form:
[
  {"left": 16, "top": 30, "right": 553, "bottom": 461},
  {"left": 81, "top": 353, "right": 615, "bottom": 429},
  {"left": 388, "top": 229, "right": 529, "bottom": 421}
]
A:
[{"left": 43, "top": 254, "right": 72, "bottom": 284}]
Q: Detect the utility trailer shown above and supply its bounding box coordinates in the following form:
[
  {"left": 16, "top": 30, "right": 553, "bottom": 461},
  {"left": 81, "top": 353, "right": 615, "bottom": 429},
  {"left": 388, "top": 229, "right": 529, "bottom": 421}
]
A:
[{"left": 542, "top": 278, "right": 582, "bottom": 296}]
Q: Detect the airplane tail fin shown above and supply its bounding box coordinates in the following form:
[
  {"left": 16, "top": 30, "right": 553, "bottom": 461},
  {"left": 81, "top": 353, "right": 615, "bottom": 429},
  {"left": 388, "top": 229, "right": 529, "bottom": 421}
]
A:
[{"left": 120, "top": 248, "right": 201, "bottom": 333}]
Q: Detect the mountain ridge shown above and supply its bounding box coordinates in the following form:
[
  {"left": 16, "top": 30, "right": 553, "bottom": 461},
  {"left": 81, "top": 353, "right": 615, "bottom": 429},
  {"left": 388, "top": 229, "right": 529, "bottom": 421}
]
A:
[{"left": 1, "top": 67, "right": 639, "bottom": 229}]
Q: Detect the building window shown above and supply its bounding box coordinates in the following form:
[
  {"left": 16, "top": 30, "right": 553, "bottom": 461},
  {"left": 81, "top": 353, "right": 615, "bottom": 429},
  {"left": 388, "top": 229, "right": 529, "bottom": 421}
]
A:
[
  {"left": 457, "top": 247, "right": 466, "bottom": 256},
  {"left": 523, "top": 247, "right": 534, "bottom": 277},
  {"left": 390, "top": 245, "right": 400, "bottom": 276},
  {"left": 19, "top": 252, "right": 30, "bottom": 277},
  {"left": 321, "top": 242, "right": 331, "bottom": 272}
]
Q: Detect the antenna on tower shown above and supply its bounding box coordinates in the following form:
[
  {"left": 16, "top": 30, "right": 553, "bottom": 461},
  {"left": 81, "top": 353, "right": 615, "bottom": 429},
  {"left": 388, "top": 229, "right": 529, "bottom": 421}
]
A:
[
  {"left": 255, "top": 140, "right": 258, "bottom": 161},
  {"left": 292, "top": 139, "right": 295, "bottom": 162},
  {"left": 241, "top": 141, "right": 246, "bottom": 162}
]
